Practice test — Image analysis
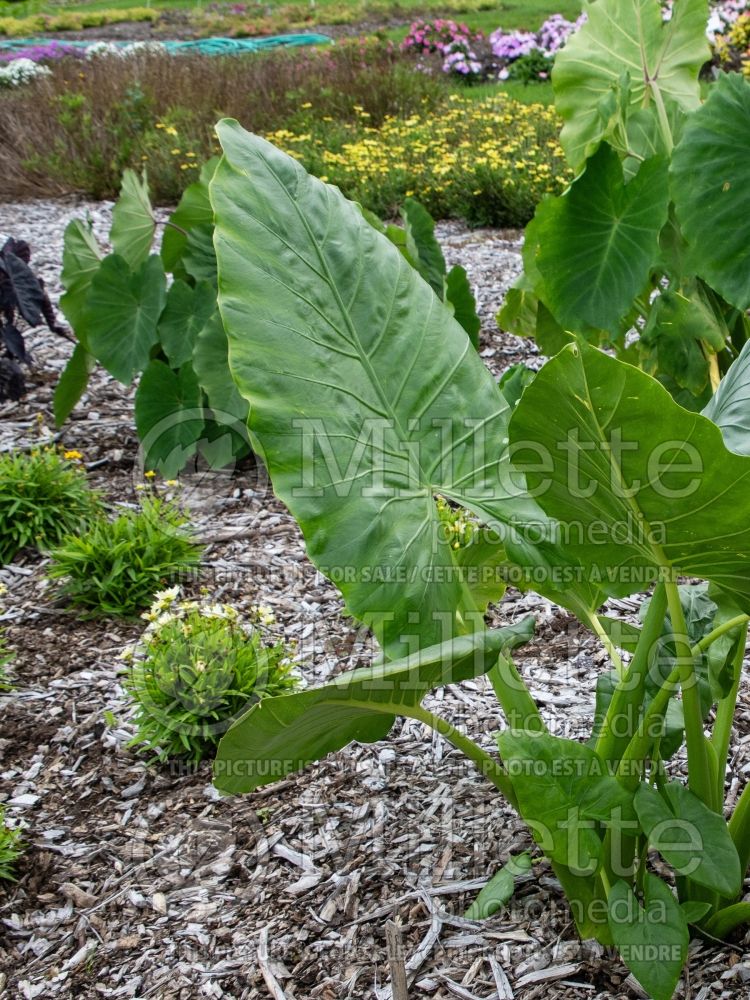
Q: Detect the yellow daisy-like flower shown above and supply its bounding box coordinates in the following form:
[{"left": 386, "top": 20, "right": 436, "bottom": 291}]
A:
[
  {"left": 63, "top": 449, "right": 83, "bottom": 461},
  {"left": 144, "top": 470, "right": 156, "bottom": 479}
]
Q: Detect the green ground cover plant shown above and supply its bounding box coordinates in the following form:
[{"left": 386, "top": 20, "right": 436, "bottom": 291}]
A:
[
  {"left": 123, "top": 589, "right": 298, "bottom": 763},
  {"left": 0, "top": 805, "right": 22, "bottom": 881},
  {"left": 46, "top": 495, "right": 201, "bottom": 616},
  {"left": 499, "top": 0, "right": 750, "bottom": 410},
  {"left": 0, "top": 446, "right": 99, "bottom": 564},
  {"left": 205, "top": 81, "right": 750, "bottom": 999}
]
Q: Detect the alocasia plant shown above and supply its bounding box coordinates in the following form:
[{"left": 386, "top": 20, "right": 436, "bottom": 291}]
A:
[
  {"left": 499, "top": 0, "right": 750, "bottom": 411},
  {"left": 207, "top": 117, "right": 750, "bottom": 1000},
  {"left": 56, "top": 163, "right": 478, "bottom": 474}
]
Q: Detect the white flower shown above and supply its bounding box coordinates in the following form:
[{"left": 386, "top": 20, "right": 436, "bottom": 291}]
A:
[
  {"left": 85, "top": 41, "right": 123, "bottom": 60},
  {"left": 252, "top": 604, "right": 276, "bottom": 626},
  {"left": 0, "top": 59, "right": 51, "bottom": 89}
]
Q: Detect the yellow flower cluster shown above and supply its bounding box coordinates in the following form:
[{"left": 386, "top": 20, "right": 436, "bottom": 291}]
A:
[{"left": 265, "top": 94, "right": 569, "bottom": 226}]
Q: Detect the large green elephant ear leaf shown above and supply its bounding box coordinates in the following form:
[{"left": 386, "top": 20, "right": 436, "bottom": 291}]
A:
[
  {"left": 215, "top": 622, "right": 532, "bottom": 794},
  {"left": 211, "top": 120, "right": 552, "bottom": 658},
  {"left": 509, "top": 342, "right": 750, "bottom": 610},
  {"left": 110, "top": 169, "right": 156, "bottom": 270},
  {"left": 671, "top": 72, "right": 750, "bottom": 311},
  {"left": 703, "top": 340, "right": 750, "bottom": 457},
  {"left": 533, "top": 145, "right": 669, "bottom": 334},
  {"left": 553, "top": 0, "right": 709, "bottom": 168}
]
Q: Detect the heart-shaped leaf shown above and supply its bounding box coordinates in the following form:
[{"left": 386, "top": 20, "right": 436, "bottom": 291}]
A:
[
  {"left": 134, "top": 360, "right": 204, "bottom": 476},
  {"left": 497, "top": 730, "right": 634, "bottom": 873},
  {"left": 671, "top": 72, "right": 750, "bottom": 311},
  {"left": 110, "top": 169, "right": 155, "bottom": 270},
  {"left": 161, "top": 157, "right": 219, "bottom": 273},
  {"left": 509, "top": 342, "right": 750, "bottom": 610},
  {"left": 608, "top": 874, "right": 688, "bottom": 1000},
  {"left": 553, "top": 0, "right": 708, "bottom": 168},
  {"left": 634, "top": 781, "right": 741, "bottom": 897},
  {"left": 157, "top": 279, "right": 216, "bottom": 368},
  {"left": 0, "top": 247, "right": 43, "bottom": 326},
  {"left": 86, "top": 254, "right": 166, "bottom": 386},
  {"left": 533, "top": 145, "right": 669, "bottom": 334}
]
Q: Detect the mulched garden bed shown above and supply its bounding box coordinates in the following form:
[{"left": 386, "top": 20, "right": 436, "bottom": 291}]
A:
[{"left": 1, "top": 199, "right": 749, "bottom": 999}]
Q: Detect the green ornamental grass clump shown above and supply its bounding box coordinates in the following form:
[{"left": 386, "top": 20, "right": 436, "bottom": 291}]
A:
[
  {"left": 0, "top": 447, "right": 99, "bottom": 564},
  {"left": 0, "top": 806, "right": 22, "bottom": 881},
  {"left": 124, "top": 589, "right": 298, "bottom": 763},
  {"left": 46, "top": 496, "right": 201, "bottom": 617}
]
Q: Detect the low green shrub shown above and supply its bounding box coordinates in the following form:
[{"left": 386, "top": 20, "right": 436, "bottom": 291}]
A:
[
  {"left": 0, "top": 805, "right": 22, "bottom": 881},
  {"left": 0, "top": 7, "right": 158, "bottom": 37},
  {"left": 0, "top": 447, "right": 99, "bottom": 564},
  {"left": 123, "top": 589, "right": 298, "bottom": 763},
  {"left": 46, "top": 496, "right": 201, "bottom": 617}
]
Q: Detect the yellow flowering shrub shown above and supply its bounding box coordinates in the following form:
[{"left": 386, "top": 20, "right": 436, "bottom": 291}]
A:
[{"left": 266, "top": 94, "right": 569, "bottom": 226}]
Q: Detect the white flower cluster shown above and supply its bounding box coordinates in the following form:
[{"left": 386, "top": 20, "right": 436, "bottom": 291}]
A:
[
  {"left": 85, "top": 40, "right": 166, "bottom": 60},
  {"left": 0, "top": 58, "right": 51, "bottom": 89}
]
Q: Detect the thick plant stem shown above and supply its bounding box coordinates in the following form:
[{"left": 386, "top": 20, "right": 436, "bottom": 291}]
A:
[
  {"left": 488, "top": 652, "right": 546, "bottom": 733},
  {"left": 729, "top": 780, "right": 750, "bottom": 884},
  {"left": 713, "top": 622, "right": 748, "bottom": 807},
  {"left": 664, "top": 580, "right": 716, "bottom": 809},
  {"left": 595, "top": 583, "right": 668, "bottom": 764},
  {"left": 695, "top": 614, "right": 750, "bottom": 656},
  {"left": 406, "top": 704, "right": 518, "bottom": 808}
]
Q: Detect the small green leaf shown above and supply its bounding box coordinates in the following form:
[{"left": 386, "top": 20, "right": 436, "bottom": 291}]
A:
[
  {"left": 401, "top": 198, "right": 446, "bottom": 297},
  {"left": 158, "top": 279, "right": 216, "bottom": 368},
  {"left": 134, "top": 360, "right": 204, "bottom": 477},
  {"left": 54, "top": 343, "right": 96, "bottom": 426},
  {"left": 681, "top": 900, "right": 712, "bottom": 924},
  {"left": 161, "top": 157, "right": 219, "bottom": 273},
  {"left": 498, "top": 364, "right": 535, "bottom": 410},
  {"left": 59, "top": 219, "right": 102, "bottom": 344},
  {"left": 608, "top": 874, "right": 688, "bottom": 1000},
  {"left": 498, "top": 730, "right": 633, "bottom": 873},
  {"left": 86, "top": 254, "right": 166, "bottom": 386},
  {"left": 465, "top": 853, "right": 532, "bottom": 919},
  {"left": 634, "top": 782, "right": 741, "bottom": 897},
  {"left": 110, "top": 169, "right": 155, "bottom": 270},
  {"left": 445, "top": 265, "right": 480, "bottom": 349}
]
